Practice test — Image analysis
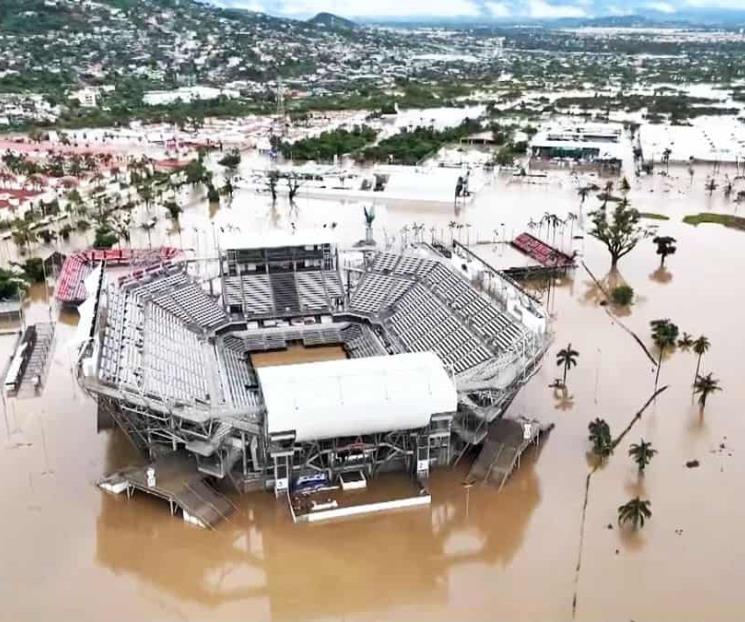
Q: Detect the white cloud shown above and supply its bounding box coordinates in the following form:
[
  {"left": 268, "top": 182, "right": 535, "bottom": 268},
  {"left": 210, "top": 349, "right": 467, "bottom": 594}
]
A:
[
  {"left": 527, "top": 0, "right": 587, "bottom": 18},
  {"left": 645, "top": 1, "right": 676, "bottom": 13},
  {"left": 684, "top": 0, "right": 745, "bottom": 7},
  {"left": 269, "top": 0, "right": 482, "bottom": 18},
  {"left": 485, "top": 1, "right": 511, "bottom": 17}
]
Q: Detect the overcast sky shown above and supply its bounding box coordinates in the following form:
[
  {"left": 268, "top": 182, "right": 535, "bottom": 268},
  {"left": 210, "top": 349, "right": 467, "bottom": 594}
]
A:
[{"left": 216, "top": 0, "right": 745, "bottom": 20}]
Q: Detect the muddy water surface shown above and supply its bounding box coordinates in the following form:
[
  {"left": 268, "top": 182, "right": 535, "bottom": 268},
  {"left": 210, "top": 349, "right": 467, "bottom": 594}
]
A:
[{"left": 1, "top": 163, "right": 745, "bottom": 621}]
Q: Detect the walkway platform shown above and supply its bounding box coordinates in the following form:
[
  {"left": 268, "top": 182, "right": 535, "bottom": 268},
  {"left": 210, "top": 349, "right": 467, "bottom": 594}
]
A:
[
  {"left": 467, "top": 416, "right": 553, "bottom": 489},
  {"left": 4, "top": 323, "right": 55, "bottom": 397},
  {"left": 289, "top": 473, "right": 430, "bottom": 524},
  {"left": 98, "top": 453, "right": 235, "bottom": 529}
]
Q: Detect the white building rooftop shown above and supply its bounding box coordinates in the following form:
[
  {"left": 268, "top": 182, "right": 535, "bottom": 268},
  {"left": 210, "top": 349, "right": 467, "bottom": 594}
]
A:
[{"left": 258, "top": 352, "right": 458, "bottom": 442}]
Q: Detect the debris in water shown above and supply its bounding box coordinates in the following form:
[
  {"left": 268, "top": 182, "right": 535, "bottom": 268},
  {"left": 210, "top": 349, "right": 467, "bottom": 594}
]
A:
[
  {"left": 607, "top": 523, "right": 613, "bottom": 530},
  {"left": 686, "top": 460, "right": 700, "bottom": 468}
]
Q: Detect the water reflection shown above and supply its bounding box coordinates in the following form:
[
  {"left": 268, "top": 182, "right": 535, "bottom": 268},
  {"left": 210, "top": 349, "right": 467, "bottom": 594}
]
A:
[
  {"left": 94, "top": 431, "right": 544, "bottom": 619},
  {"left": 649, "top": 265, "right": 673, "bottom": 285}
]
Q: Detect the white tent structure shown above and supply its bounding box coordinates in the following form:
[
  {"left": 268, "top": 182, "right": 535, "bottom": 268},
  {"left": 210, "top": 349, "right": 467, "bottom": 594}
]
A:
[{"left": 258, "top": 352, "right": 457, "bottom": 442}]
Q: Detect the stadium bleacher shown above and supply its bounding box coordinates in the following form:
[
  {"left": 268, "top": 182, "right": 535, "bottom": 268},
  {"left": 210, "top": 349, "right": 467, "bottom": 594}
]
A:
[
  {"left": 348, "top": 251, "right": 531, "bottom": 375},
  {"left": 224, "top": 270, "right": 344, "bottom": 319}
]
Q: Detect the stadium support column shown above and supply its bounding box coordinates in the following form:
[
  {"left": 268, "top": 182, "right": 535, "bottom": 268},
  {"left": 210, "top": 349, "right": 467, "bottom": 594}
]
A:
[
  {"left": 415, "top": 433, "right": 430, "bottom": 482},
  {"left": 269, "top": 434, "right": 294, "bottom": 497},
  {"left": 271, "top": 450, "right": 292, "bottom": 497}
]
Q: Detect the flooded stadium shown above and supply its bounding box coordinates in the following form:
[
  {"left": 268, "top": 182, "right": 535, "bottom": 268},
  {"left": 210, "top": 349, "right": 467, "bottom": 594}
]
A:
[{"left": 2, "top": 163, "right": 745, "bottom": 622}]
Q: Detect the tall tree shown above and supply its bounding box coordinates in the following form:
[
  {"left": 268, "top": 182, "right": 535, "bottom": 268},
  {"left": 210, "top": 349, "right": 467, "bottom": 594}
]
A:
[
  {"left": 588, "top": 200, "right": 646, "bottom": 268},
  {"left": 618, "top": 497, "right": 652, "bottom": 529},
  {"left": 588, "top": 418, "right": 613, "bottom": 459},
  {"left": 677, "top": 332, "right": 694, "bottom": 350},
  {"left": 692, "top": 335, "right": 710, "bottom": 382},
  {"left": 693, "top": 373, "right": 721, "bottom": 409},
  {"left": 652, "top": 236, "right": 676, "bottom": 266},
  {"left": 286, "top": 173, "right": 303, "bottom": 203},
  {"left": 265, "top": 170, "right": 279, "bottom": 204},
  {"left": 651, "top": 319, "right": 679, "bottom": 389},
  {"left": 556, "top": 343, "right": 579, "bottom": 387},
  {"left": 628, "top": 439, "right": 657, "bottom": 473},
  {"left": 662, "top": 147, "right": 672, "bottom": 173}
]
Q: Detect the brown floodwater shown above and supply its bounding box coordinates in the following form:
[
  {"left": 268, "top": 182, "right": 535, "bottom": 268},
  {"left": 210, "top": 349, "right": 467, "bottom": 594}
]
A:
[
  {"left": 251, "top": 344, "right": 348, "bottom": 368},
  {"left": 2, "top": 161, "right": 745, "bottom": 621}
]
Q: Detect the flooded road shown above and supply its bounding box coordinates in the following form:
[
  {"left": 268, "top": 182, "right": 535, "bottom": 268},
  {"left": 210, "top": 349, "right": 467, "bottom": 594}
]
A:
[{"left": 2, "top": 162, "right": 745, "bottom": 621}]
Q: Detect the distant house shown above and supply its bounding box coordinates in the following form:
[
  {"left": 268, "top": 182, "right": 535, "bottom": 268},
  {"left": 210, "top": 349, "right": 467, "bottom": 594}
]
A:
[
  {"left": 70, "top": 88, "right": 98, "bottom": 108},
  {"left": 142, "top": 86, "right": 240, "bottom": 106},
  {"left": 460, "top": 131, "right": 496, "bottom": 147}
]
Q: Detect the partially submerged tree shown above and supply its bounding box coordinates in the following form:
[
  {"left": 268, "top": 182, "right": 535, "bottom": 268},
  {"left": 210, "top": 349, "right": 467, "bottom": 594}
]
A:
[
  {"left": 610, "top": 285, "right": 634, "bottom": 306},
  {"left": 164, "top": 200, "right": 182, "bottom": 221},
  {"left": 286, "top": 173, "right": 303, "bottom": 203},
  {"left": 218, "top": 148, "right": 241, "bottom": 179},
  {"left": 588, "top": 418, "right": 613, "bottom": 459},
  {"left": 653, "top": 236, "right": 677, "bottom": 266},
  {"left": 692, "top": 335, "right": 711, "bottom": 382},
  {"left": 363, "top": 205, "right": 375, "bottom": 245},
  {"left": 588, "top": 200, "right": 646, "bottom": 268},
  {"left": 651, "top": 319, "right": 679, "bottom": 389},
  {"left": 207, "top": 184, "right": 220, "bottom": 204},
  {"left": 618, "top": 497, "right": 652, "bottom": 529},
  {"left": 265, "top": 170, "right": 279, "bottom": 203},
  {"left": 693, "top": 372, "right": 721, "bottom": 409},
  {"left": 628, "top": 439, "right": 657, "bottom": 473},
  {"left": 94, "top": 225, "right": 118, "bottom": 249},
  {"left": 677, "top": 332, "right": 694, "bottom": 350},
  {"left": 556, "top": 343, "right": 579, "bottom": 387},
  {"left": 662, "top": 147, "right": 671, "bottom": 173}
]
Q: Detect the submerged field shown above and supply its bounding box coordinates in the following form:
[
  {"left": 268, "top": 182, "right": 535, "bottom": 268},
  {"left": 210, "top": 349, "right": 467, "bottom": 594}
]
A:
[{"left": 1, "top": 159, "right": 744, "bottom": 621}]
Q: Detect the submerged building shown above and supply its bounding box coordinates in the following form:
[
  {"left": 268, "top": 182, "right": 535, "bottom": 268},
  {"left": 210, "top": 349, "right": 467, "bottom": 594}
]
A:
[
  {"left": 529, "top": 124, "right": 624, "bottom": 173},
  {"left": 76, "top": 231, "right": 549, "bottom": 519}
]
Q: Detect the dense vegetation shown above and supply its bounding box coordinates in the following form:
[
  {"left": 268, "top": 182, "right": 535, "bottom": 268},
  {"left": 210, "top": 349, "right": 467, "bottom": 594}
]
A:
[
  {"left": 361, "top": 119, "right": 481, "bottom": 165},
  {"left": 280, "top": 125, "right": 378, "bottom": 161},
  {"left": 552, "top": 94, "right": 739, "bottom": 121}
]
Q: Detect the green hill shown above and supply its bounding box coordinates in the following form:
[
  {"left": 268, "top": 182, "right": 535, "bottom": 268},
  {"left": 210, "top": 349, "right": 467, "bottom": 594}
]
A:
[{"left": 307, "top": 12, "right": 356, "bottom": 30}]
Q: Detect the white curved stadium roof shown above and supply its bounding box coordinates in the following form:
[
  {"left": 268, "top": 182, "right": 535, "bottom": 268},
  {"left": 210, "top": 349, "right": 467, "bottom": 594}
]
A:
[{"left": 259, "top": 352, "right": 457, "bottom": 442}]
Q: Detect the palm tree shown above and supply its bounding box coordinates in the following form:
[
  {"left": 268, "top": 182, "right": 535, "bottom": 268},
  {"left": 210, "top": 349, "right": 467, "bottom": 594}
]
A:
[
  {"left": 652, "top": 236, "right": 676, "bottom": 266},
  {"left": 677, "top": 332, "right": 694, "bottom": 350},
  {"left": 651, "top": 319, "right": 679, "bottom": 389},
  {"left": 578, "top": 186, "right": 590, "bottom": 205},
  {"left": 618, "top": 497, "right": 652, "bottom": 529},
  {"left": 11, "top": 220, "right": 36, "bottom": 253},
  {"left": 556, "top": 343, "right": 579, "bottom": 387},
  {"left": 693, "top": 373, "right": 721, "bottom": 409},
  {"left": 662, "top": 147, "right": 672, "bottom": 173},
  {"left": 628, "top": 439, "right": 657, "bottom": 473},
  {"left": 692, "top": 335, "right": 710, "bottom": 382},
  {"left": 138, "top": 184, "right": 155, "bottom": 213},
  {"left": 363, "top": 206, "right": 375, "bottom": 245},
  {"left": 588, "top": 418, "right": 612, "bottom": 458}
]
